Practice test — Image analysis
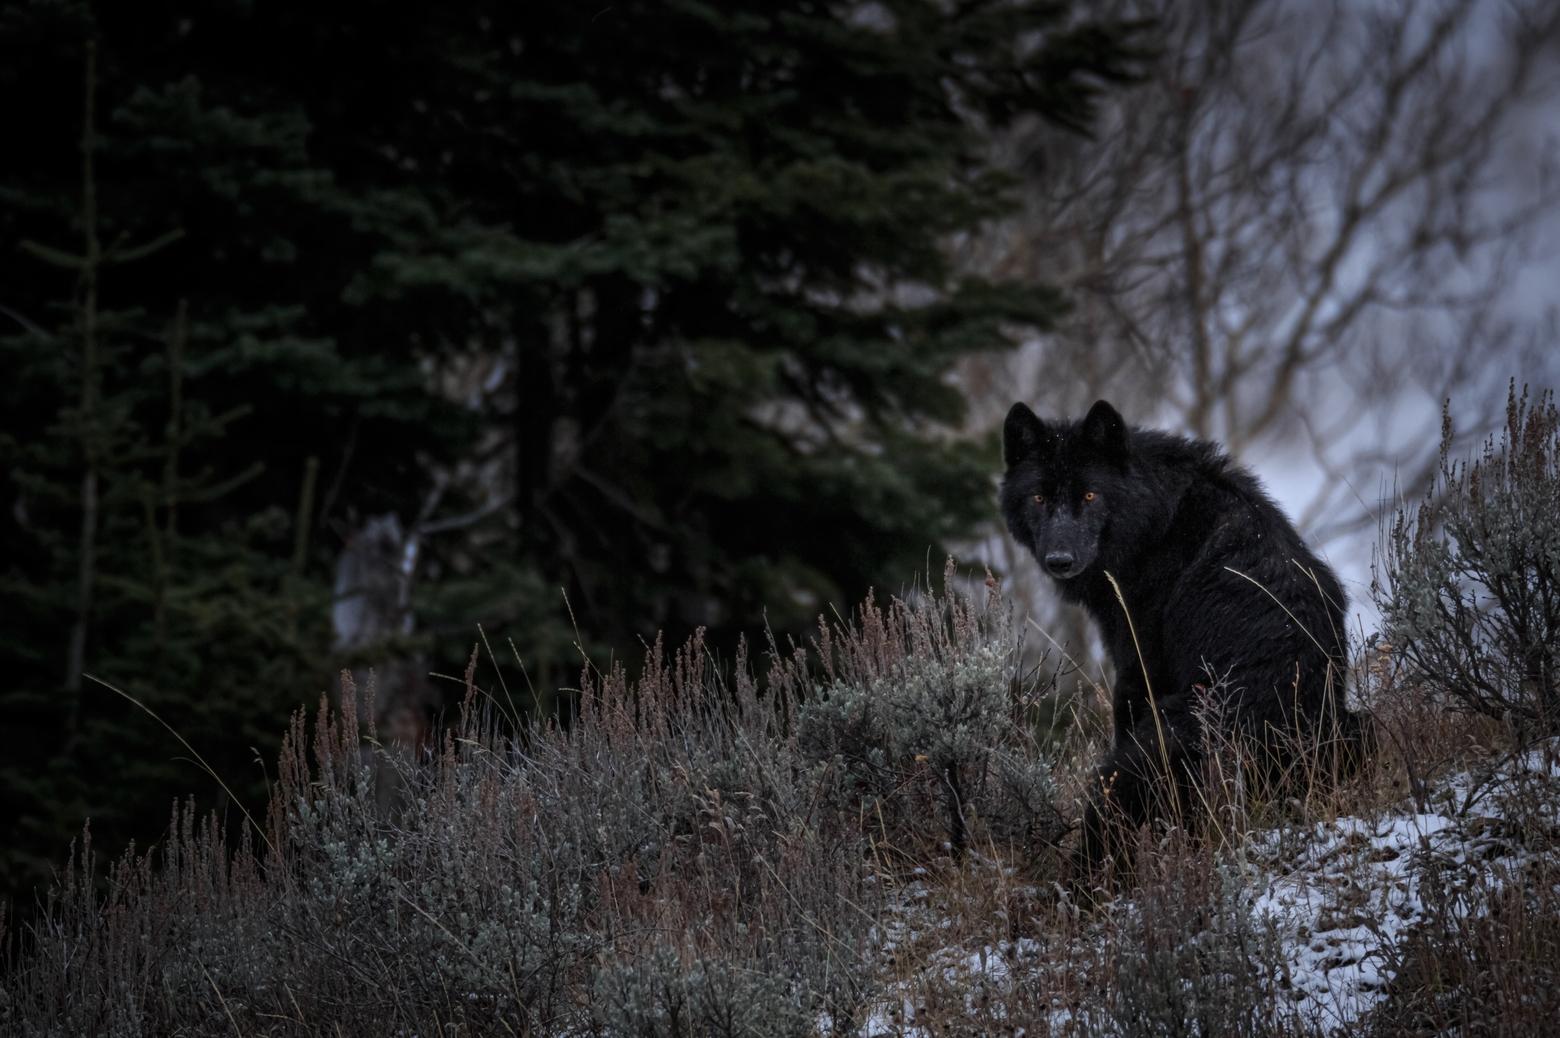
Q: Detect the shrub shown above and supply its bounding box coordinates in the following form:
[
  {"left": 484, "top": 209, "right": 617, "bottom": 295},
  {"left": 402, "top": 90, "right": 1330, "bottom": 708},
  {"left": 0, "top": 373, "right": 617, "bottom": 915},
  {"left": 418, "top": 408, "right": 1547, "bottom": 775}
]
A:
[
  {"left": 591, "top": 945, "right": 816, "bottom": 1038},
  {"left": 1365, "top": 852, "right": 1560, "bottom": 1037},
  {"left": 1099, "top": 861, "right": 1290, "bottom": 1038},
  {"left": 2, "top": 571, "right": 1064, "bottom": 1034},
  {"left": 1374, "top": 383, "right": 1560, "bottom": 732},
  {"left": 794, "top": 572, "right": 1064, "bottom": 858}
]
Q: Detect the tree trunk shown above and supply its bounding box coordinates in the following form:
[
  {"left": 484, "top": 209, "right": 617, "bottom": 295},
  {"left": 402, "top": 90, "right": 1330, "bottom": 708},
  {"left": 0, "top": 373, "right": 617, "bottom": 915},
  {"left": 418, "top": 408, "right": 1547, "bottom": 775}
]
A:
[{"left": 64, "top": 40, "right": 101, "bottom": 734}]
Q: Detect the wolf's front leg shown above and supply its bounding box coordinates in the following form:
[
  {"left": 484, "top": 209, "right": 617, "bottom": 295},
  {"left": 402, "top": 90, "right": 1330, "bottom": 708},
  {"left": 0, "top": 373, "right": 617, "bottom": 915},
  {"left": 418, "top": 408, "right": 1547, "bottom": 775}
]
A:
[
  {"left": 1072, "top": 700, "right": 1199, "bottom": 884},
  {"left": 1109, "top": 668, "right": 1152, "bottom": 749}
]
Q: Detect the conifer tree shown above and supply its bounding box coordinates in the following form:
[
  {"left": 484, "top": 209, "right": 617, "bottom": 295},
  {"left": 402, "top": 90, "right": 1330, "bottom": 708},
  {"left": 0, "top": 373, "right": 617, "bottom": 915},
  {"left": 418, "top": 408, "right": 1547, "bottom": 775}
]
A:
[
  {"left": 0, "top": 1, "right": 1141, "bottom": 905},
  {"left": 308, "top": 0, "right": 1143, "bottom": 661},
  {"left": 0, "top": 7, "right": 454, "bottom": 903}
]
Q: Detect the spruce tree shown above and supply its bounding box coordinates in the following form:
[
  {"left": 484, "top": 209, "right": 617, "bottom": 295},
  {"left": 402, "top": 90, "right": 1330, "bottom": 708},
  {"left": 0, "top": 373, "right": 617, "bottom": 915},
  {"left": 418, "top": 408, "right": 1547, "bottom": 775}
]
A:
[
  {"left": 0, "top": 0, "right": 1141, "bottom": 906},
  {"left": 0, "top": 6, "right": 461, "bottom": 904},
  {"left": 302, "top": 0, "right": 1143, "bottom": 663}
]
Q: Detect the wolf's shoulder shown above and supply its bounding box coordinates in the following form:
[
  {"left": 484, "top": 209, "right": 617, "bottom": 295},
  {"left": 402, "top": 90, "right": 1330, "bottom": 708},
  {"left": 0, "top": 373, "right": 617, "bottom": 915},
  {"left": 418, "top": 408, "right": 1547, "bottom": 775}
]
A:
[
  {"left": 1128, "top": 427, "right": 1290, "bottom": 536},
  {"left": 1126, "top": 428, "right": 1243, "bottom": 484}
]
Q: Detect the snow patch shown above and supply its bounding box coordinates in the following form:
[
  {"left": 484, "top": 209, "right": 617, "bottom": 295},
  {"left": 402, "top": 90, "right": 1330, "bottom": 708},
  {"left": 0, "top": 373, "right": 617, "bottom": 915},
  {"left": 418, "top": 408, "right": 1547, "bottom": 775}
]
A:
[
  {"left": 1249, "top": 756, "right": 1553, "bottom": 1034},
  {"left": 851, "top": 745, "right": 1559, "bottom": 1036}
]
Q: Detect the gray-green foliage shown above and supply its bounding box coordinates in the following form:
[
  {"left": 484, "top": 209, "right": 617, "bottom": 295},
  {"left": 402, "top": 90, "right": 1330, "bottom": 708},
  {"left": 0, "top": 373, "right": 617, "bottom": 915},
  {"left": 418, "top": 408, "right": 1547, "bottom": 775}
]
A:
[
  {"left": 796, "top": 583, "right": 1061, "bottom": 853},
  {"left": 984, "top": 742, "right": 1065, "bottom": 846},
  {"left": 1103, "top": 865, "right": 1288, "bottom": 1038},
  {"left": 265, "top": 745, "right": 592, "bottom": 1031},
  {"left": 591, "top": 946, "right": 816, "bottom": 1038},
  {"left": 1375, "top": 384, "right": 1560, "bottom": 728},
  {"left": 801, "top": 643, "right": 1011, "bottom": 773},
  {"left": 1, "top": 579, "right": 1063, "bottom": 1034}
]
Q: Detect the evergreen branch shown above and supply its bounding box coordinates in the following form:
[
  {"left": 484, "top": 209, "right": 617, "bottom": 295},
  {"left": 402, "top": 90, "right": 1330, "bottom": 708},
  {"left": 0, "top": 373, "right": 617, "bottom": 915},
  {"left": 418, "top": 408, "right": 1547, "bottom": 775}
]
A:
[
  {"left": 107, "top": 228, "right": 186, "bottom": 265},
  {"left": 18, "top": 240, "right": 85, "bottom": 271},
  {"left": 178, "top": 461, "right": 265, "bottom": 505},
  {"left": 292, "top": 457, "right": 319, "bottom": 573},
  {"left": 0, "top": 303, "right": 46, "bottom": 336},
  {"left": 208, "top": 404, "right": 256, "bottom": 430}
]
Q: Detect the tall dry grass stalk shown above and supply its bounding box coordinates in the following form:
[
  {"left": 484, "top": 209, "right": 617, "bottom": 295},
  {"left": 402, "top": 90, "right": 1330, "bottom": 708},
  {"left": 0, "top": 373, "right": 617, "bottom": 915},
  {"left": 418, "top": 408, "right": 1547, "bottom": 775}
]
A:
[{"left": 4, "top": 565, "right": 1555, "bottom": 1037}]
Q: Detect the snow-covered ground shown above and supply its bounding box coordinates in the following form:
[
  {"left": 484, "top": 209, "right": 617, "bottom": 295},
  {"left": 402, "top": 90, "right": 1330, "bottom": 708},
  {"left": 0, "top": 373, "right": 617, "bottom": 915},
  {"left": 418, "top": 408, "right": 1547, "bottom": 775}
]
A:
[
  {"left": 1252, "top": 746, "right": 1560, "bottom": 1034},
  {"left": 851, "top": 744, "right": 1560, "bottom": 1037}
]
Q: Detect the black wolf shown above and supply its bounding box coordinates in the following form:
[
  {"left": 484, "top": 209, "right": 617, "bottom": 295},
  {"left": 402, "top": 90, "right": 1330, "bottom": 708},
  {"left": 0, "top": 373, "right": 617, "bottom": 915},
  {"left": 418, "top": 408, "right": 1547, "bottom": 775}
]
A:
[{"left": 1000, "top": 400, "right": 1364, "bottom": 875}]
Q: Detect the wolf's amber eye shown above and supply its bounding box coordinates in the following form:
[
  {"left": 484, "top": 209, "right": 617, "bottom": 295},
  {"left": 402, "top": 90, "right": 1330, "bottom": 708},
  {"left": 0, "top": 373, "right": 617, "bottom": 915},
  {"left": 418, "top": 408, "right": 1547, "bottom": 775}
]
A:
[
  {"left": 1083, "top": 491, "right": 1097, "bottom": 503},
  {"left": 1032, "top": 494, "right": 1044, "bottom": 504}
]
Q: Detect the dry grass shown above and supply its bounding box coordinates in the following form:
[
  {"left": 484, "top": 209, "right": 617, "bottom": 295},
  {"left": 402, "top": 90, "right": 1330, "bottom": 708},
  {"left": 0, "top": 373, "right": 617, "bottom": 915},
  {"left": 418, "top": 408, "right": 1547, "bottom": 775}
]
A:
[{"left": 2, "top": 571, "right": 1556, "bottom": 1037}]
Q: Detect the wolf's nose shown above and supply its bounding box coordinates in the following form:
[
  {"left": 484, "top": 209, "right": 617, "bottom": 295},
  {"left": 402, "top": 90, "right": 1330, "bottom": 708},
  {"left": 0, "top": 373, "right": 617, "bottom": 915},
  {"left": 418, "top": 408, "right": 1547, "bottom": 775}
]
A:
[{"left": 1044, "top": 551, "right": 1075, "bottom": 576}]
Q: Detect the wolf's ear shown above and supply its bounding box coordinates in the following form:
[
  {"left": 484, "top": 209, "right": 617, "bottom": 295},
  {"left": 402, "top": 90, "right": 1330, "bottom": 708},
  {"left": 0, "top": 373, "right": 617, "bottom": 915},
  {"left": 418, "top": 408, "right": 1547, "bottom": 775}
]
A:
[
  {"left": 1003, "top": 402, "right": 1055, "bottom": 466},
  {"left": 1081, "top": 399, "right": 1128, "bottom": 465}
]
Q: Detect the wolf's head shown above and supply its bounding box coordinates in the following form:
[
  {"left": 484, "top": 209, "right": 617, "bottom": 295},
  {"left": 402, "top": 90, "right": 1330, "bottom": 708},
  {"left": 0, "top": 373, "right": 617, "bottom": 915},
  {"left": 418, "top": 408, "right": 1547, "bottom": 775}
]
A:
[{"left": 999, "top": 399, "right": 1130, "bottom": 582}]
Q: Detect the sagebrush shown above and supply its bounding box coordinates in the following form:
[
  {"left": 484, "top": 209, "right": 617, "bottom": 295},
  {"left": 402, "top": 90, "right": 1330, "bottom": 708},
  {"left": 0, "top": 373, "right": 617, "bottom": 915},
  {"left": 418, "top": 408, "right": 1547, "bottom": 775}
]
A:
[
  {"left": 1375, "top": 383, "right": 1560, "bottom": 732},
  {"left": 0, "top": 572, "right": 1055, "bottom": 1035}
]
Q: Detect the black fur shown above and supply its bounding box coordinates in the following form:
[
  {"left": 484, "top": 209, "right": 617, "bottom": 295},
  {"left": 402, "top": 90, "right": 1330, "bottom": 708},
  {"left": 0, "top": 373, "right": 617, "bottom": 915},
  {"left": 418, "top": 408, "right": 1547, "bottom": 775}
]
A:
[{"left": 1000, "top": 400, "right": 1364, "bottom": 877}]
